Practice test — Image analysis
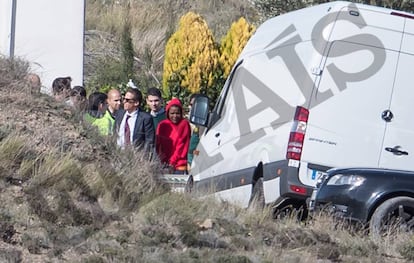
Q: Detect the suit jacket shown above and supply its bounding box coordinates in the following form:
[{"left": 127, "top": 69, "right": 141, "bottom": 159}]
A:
[{"left": 115, "top": 108, "right": 155, "bottom": 152}]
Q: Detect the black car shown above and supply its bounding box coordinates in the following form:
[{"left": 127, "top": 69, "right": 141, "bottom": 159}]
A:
[{"left": 309, "top": 167, "right": 414, "bottom": 235}]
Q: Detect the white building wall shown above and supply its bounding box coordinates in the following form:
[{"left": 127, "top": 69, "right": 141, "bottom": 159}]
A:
[{"left": 0, "top": 0, "right": 85, "bottom": 94}]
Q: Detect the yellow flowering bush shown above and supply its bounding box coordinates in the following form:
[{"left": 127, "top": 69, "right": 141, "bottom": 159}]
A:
[
  {"left": 163, "top": 12, "right": 220, "bottom": 99},
  {"left": 219, "top": 17, "right": 256, "bottom": 78}
]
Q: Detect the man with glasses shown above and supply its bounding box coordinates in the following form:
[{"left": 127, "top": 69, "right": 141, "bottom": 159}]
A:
[{"left": 115, "top": 88, "right": 155, "bottom": 152}]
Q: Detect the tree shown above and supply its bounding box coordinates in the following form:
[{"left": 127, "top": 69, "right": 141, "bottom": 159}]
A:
[
  {"left": 252, "top": 0, "right": 313, "bottom": 21},
  {"left": 162, "top": 12, "right": 221, "bottom": 102},
  {"left": 252, "top": 0, "right": 414, "bottom": 22},
  {"left": 87, "top": 8, "right": 136, "bottom": 95},
  {"left": 120, "top": 18, "right": 135, "bottom": 84},
  {"left": 371, "top": 0, "right": 414, "bottom": 12},
  {"left": 220, "top": 17, "right": 256, "bottom": 79}
]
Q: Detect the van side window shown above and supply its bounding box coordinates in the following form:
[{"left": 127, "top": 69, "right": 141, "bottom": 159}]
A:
[{"left": 209, "top": 60, "right": 243, "bottom": 128}]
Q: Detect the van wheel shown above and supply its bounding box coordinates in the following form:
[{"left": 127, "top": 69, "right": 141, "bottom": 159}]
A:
[
  {"left": 370, "top": 197, "right": 414, "bottom": 238},
  {"left": 248, "top": 178, "right": 264, "bottom": 210}
]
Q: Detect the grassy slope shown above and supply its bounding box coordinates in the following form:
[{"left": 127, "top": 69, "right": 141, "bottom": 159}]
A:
[{"left": 0, "top": 57, "right": 413, "bottom": 262}]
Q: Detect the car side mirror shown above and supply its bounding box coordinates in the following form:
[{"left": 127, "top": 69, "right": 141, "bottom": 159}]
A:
[{"left": 190, "top": 94, "right": 209, "bottom": 127}]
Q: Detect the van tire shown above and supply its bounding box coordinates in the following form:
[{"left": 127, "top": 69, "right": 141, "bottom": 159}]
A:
[
  {"left": 370, "top": 196, "right": 414, "bottom": 238},
  {"left": 248, "top": 178, "right": 265, "bottom": 209}
]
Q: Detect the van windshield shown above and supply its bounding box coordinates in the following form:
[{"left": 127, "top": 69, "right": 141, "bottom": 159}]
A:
[{"left": 209, "top": 60, "right": 243, "bottom": 127}]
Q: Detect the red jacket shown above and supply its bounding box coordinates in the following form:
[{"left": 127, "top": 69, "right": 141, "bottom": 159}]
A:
[{"left": 156, "top": 98, "right": 191, "bottom": 169}]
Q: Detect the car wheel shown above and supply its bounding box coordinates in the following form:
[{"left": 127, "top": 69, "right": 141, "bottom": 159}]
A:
[
  {"left": 248, "top": 177, "right": 264, "bottom": 210},
  {"left": 370, "top": 196, "right": 414, "bottom": 238}
]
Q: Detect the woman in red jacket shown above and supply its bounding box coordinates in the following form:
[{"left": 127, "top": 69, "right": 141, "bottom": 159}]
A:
[{"left": 156, "top": 98, "right": 191, "bottom": 174}]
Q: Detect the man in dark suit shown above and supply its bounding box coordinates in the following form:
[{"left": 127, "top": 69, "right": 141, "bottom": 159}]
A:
[{"left": 115, "top": 88, "right": 155, "bottom": 152}]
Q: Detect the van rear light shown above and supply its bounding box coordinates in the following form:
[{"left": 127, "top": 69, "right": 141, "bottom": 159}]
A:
[
  {"left": 290, "top": 185, "right": 307, "bottom": 195},
  {"left": 286, "top": 106, "right": 309, "bottom": 161}
]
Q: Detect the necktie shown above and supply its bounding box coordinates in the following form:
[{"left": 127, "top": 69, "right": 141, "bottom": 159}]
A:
[{"left": 124, "top": 115, "right": 131, "bottom": 146}]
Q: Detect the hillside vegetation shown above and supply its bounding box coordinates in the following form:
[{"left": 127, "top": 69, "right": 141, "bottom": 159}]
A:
[
  {"left": 1, "top": 57, "right": 414, "bottom": 262},
  {"left": 84, "top": 0, "right": 258, "bottom": 92},
  {"left": 2, "top": 1, "right": 414, "bottom": 262}
]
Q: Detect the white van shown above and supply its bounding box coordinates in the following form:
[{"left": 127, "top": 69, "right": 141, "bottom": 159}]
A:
[{"left": 188, "top": 1, "right": 414, "bottom": 214}]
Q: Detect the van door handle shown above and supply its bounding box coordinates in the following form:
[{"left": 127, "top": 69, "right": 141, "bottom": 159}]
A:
[
  {"left": 385, "top": 146, "right": 408, "bottom": 156},
  {"left": 215, "top": 133, "right": 221, "bottom": 146}
]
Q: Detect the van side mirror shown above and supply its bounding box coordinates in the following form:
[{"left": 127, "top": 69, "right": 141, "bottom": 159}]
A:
[{"left": 190, "top": 94, "right": 209, "bottom": 127}]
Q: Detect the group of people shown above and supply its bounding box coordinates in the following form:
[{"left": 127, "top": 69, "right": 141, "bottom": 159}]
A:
[{"left": 49, "top": 76, "right": 199, "bottom": 175}]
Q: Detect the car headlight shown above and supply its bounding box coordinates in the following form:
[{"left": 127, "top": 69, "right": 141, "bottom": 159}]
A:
[{"left": 326, "top": 174, "right": 365, "bottom": 186}]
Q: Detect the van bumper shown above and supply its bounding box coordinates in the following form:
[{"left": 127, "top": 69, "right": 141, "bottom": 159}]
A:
[{"left": 269, "top": 160, "right": 314, "bottom": 207}]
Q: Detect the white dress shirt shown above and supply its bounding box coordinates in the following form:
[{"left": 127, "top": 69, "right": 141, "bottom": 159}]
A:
[{"left": 117, "top": 110, "right": 138, "bottom": 148}]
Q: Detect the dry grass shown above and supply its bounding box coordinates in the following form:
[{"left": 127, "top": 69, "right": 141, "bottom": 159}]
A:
[
  {"left": 0, "top": 133, "right": 28, "bottom": 177},
  {"left": 0, "top": 56, "right": 29, "bottom": 90},
  {"left": 1, "top": 46, "right": 414, "bottom": 262},
  {"left": 86, "top": 0, "right": 258, "bottom": 42}
]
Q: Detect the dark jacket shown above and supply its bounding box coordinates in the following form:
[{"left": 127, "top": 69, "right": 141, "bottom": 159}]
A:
[
  {"left": 151, "top": 108, "right": 167, "bottom": 129},
  {"left": 115, "top": 109, "right": 155, "bottom": 152}
]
